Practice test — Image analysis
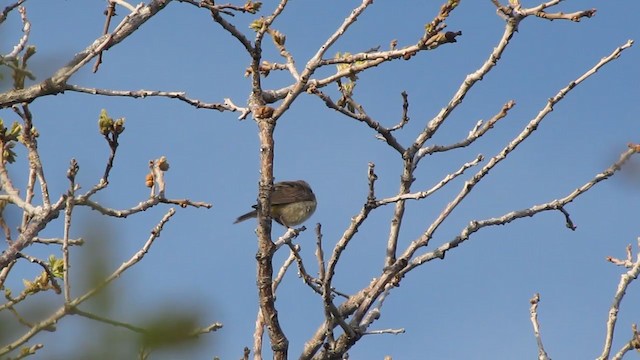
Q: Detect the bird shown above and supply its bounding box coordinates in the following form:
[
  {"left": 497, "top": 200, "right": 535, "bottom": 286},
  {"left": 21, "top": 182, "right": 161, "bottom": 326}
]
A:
[{"left": 234, "top": 180, "right": 317, "bottom": 227}]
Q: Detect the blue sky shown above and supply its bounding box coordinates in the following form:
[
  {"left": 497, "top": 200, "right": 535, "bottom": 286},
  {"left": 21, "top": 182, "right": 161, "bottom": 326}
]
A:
[{"left": 1, "top": 0, "right": 639, "bottom": 359}]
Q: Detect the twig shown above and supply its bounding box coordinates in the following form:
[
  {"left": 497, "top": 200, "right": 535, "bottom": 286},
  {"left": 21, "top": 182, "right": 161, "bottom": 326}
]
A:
[
  {"left": 530, "top": 8, "right": 596, "bottom": 22},
  {"left": 417, "top": 100, "right": 515, "bottom": 158},
  {"left": 389, "top": 91, "right": 410, "bottom": 131},
  {"left": 32, "top": 237, "right": 84, "bottom": 246},
  {"left": 529, "top": 293, "right": 550, "bottom": 360},
  {"left": 93, "top": 1, "right": 116, "bottom": 73},
  {"left": 253, "top": 309, "right": 265, "bottom": 360},
  {"left": 8, "top": 343, "right": 43, "bottom": 360},
  {"left": 76, "top": 194, "right": 211, "bottom": 218},
  {"left": 376, "top": 154, "right": 483, "bottom": 206},
  {"left": 360, "top": 283, "right": 393, "bottom": 329},
  {"left": 310, "top": 88, "right": 405, "bottom": 154},
  {"left": 3, "top": 5, "right": 30, "bottom": 60},
  {"left": 363, "top": 328, "right": 405, "bottom": 335},
  {"left": 64, "top": 84, "right": 239, "bottom": 112},
  {"left": 273, "top": 227, "right": 302, "bottom": 250},
  {"left": 13, "top": 105, "right": 50, "bottom": 207},
  {"left": 597, "top": 238, "right": 640, "bottom": 360},
  {"left": 74, "top": 307, "right": 221, "bottom": 339},
  {"left": 611, "top": 324, "right": 640, "bottom": 360},
  {"left": 63, "top": 159, "right": 79, "bottom": 302},
  {"left": 323, "top": 165, "right": 377, "bottom": 304},
  {"left": 74, "top": 308, "right": 146, "bottom": 333},
  {"left": 200, "top": 0, "right": 254, "bottom": 54},
  {"left": 273, "top": 247, "right": 297, "bottom": 290},
  {"left": 15, "top": 252, "right": 61, "bottom": 295},
  {"left": 0, "top": 0, "right": 26, "bottom": 25}
]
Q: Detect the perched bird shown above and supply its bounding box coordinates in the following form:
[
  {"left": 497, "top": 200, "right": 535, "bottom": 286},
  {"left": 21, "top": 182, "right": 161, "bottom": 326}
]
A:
[{"left": 234, "top": 180, "right": 317, "bottom": 227}]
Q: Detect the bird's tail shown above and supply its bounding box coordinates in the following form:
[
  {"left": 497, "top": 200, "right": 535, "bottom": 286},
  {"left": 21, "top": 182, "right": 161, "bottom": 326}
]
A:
[{"left": 234, "top": 210, "right": 257, "bottom": 224}]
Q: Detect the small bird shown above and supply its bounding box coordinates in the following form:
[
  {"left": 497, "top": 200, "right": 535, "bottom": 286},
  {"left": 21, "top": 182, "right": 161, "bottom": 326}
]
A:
[{"left": 234, "top": 180, "right": 317, "bottom": 227}]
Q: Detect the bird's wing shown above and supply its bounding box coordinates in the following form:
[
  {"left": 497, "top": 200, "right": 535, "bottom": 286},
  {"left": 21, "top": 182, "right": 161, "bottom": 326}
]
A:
[{"left": 271, "top": 181, "right": 314, "bottom": 205}]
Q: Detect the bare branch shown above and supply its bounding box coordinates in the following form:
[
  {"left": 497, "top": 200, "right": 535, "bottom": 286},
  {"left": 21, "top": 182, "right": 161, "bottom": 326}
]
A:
[
  {"left": 376, "top": 154, "right": 483, "bottom": 206},
  {"left": 310, "top": 87, "right": 405, "bottom": 154},
  {"left": 0, "top": 0, "right": 26, "bottom": 25},
  {"left": 389, "top": 91, "right": 410, "bottom": 132},
  {"left": 417, "top": 100, "right": 515, "bottom": 158},
  {"left": 62, "top": 159, "right": 79, "bottom": 302},
  {"left": 15, "top": 252, "right": 61, "bottom": 295},
  {"left": 76, "top": 194, "right": 211, "bottom": 217},
  {"left": 253, "top": 310, "right": 265, "bottom": 360},
  {"left": 529, "top": 293, "right": 550, "bottom": 360},
  {"left": 597, "top": 239, "right": 640, "bottom": 360},
  {"left": 3, "top": 6, "right": 30, "bottom": 60},
  {"left": 64, "top": 84, "right": 237, "bottom": 112},
  {"left": 363, "top": 328, "right": 405, "bottom": 336},
  {"left": 93, "top": 1, "right": 116, "bottom": 73},
  {"left": 198, "top": 0, "right": 254, "bottom": 56},
  {"left": 32, "top": 237, "right": 84, "bottom": 246},
  {"left": 611, "top": 324, "right": 640, "bottom": 360},
  {"left": 13, "top": 105, "right": 51, "bottom": 207}
]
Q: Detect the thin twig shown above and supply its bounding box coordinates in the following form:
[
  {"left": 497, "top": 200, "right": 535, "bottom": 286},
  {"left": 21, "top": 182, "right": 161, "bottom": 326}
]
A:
[
  {"left": 529, "top": 293, "right": 550, "bottom": 360},
  {"left": 0, "top": 0, "right": 26, "bottom": 25},
  {"left": 3, "top": 6, "right": 30, "bottom": 60},
  {"left": 93, "top": 0, "right": 116, "bottom": 73},
  {"left": 64, "top": 84, "right": 238, "bottom": 112},
  {"left": 62, "top": 159, "right": 79, "bottom": 302},
  {"left": 597, "top": 238, "right": 640, "bottom": 360}
]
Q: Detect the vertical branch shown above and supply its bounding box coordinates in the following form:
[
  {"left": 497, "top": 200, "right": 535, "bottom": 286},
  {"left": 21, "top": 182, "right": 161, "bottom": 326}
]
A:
[
  {"left": 93, "top": 0, "right": 117, "bottom": 73},
  {"left": 385, "top": 92, "right": 411, "bottom": 268},
  {"left": 253, "top": 309, "right": 264, "bottom": 360},
  {"left": 598, "top": 238, "right": 640, "bottom": 360},
  {"left": 15, "top": 105, "right": 50, "bottom": 207},
  {"left": 255, "top": 114, "right": 288, "bottom": 359},
  {"left": 63, "top": 159, "right": 79, "bottom": 302},
  {"left": 20, "top": 168, "right": 36, "bottom": 229},
  {"left": 529, "top": 293, "right": 550, "bottom": 360},
  {"left": 385, "top": 155, "right": 414, "bottom": 268},
  {"left": 253, "top": 0, "right": 289, "bottom": 87},
  {"left": 62, "top": 197, "right": 72, "bottom": 302},
  {"left": 254, "top": 243, "right": 297, "bottom": 360},
  {"left": 317, "top": 223, "right": 337, "bottom": 348}
]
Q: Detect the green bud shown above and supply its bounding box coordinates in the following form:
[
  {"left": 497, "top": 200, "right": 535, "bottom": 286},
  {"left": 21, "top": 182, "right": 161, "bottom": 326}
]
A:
[
  {"left": 24, "top": 46, "right": 37, "bottom": 61},
  {"left": 48, "top": 255, "right": 64, "bottom": 279},
  {"left": 113, "top": 118, "right": 125, "bottom": 134},
  {"left": 249, "top": 17, "right": 265, "bottom": 32},
  {"left": 98, "top": 109, "right": 113, "bottom": 135},
  {"left": 8, "top": 122, "right": 21, "bottom": 141},
  {"left": 244, "top": 1, "right": 262, "bottom": 14},
  {"left": 271, "top": 30, "right": 286, "bottom": 46}
]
